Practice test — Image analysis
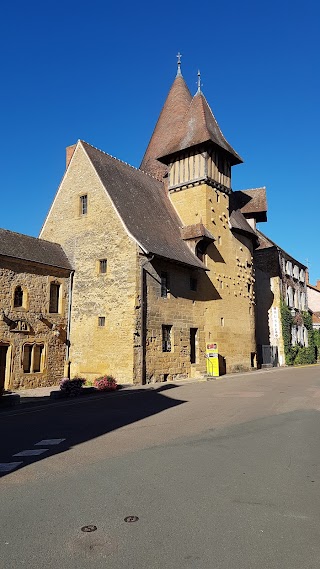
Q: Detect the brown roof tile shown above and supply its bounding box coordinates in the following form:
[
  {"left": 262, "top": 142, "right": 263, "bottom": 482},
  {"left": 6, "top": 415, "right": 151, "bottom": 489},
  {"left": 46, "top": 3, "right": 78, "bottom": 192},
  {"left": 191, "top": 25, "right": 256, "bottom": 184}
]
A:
[
  {"left": 81, "top": 142, "right": 206, "bottom": 270},
  {"left": 229, "top": 210, "right": 259, "bottom": 247},
  {"left": 232, "top": 187, "right": 267, "bottom": 222},
  {"left": 180, "top": 223, "right": 215, "bottom": 241},
  {"left": 158, "top": 91, "right": 242, "bottom": 165},
  {"left": 0, "top": 228, "right": 72, "bottom": 270},
  {"left": 140, "top": 74, "right": 192, "bottom": 181}
]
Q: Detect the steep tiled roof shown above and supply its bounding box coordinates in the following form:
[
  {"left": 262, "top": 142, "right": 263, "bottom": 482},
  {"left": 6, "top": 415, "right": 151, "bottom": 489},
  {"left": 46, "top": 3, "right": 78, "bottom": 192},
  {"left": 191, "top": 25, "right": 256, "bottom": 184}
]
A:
[
  {"left": 255, "top": 229, "right": 307, "bottom": 268},
  {"left": 0, "top": 228, "right": 72, "bottom": 270},
  {"left": 140, "top": 74, "right": 192, "bottom": 180},
  {"left": 158, "top": 91, "right": 242, "bottom": 165},
  {"left": 229, "top": 210, "right": 259, "bottom": 247},
  {"left": 232, "top": 187, "right": 267, "bottom": 222},
  {"left": 81, "top": 142, "right": 206, "bottom": 270}
]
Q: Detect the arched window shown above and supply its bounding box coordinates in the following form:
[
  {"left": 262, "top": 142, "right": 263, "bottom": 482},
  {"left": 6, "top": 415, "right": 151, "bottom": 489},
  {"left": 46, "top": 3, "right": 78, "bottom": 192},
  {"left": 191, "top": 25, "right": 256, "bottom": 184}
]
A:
[{"left": 14, "top": 286, "right": 24, "bottom": 308}]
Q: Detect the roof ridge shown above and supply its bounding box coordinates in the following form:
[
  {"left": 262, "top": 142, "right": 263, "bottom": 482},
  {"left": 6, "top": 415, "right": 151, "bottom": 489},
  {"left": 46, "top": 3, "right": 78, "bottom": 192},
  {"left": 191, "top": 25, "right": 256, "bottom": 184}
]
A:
[{"left": 80, "top": 140, "right": 161, "bottom": 183}]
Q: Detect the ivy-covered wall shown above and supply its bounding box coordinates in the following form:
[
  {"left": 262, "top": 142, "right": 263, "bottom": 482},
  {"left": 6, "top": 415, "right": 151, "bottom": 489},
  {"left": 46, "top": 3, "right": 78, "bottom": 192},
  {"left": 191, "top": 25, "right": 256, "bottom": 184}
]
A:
[{"left": 280, "top": 301, "right": 316, "bottom": 365}]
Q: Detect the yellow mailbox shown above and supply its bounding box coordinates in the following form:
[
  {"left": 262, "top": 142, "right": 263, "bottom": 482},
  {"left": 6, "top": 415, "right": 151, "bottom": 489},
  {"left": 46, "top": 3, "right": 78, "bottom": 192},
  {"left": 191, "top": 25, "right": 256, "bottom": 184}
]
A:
[{"left": 206, "top": 342, "right": 220, "bottom": 377}]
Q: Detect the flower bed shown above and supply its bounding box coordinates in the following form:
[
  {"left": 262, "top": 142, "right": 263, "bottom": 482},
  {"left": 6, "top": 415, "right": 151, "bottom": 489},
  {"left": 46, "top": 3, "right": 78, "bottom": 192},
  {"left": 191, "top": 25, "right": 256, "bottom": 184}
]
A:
[
  {"left": 94, "top": 375, "right": 117, "bottom": 392},
  {"left": 60, "top": 377, "right": 86, "bottom": 396}
]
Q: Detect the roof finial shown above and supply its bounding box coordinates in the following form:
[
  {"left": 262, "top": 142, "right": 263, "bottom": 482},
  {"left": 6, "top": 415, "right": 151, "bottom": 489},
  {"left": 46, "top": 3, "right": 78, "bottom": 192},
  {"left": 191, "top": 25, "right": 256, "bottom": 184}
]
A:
[
  {"left": 197, "top": 69, "right": 202, "bottom": 93},
  {"left": 176, "top": 52, "right": 182, "bottom": 76}
]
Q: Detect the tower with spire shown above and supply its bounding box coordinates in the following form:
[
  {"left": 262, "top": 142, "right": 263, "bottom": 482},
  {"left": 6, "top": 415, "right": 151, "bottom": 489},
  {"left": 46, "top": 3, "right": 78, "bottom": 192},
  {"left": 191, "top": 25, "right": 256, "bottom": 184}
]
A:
[{"left": 141, "top": 57, "right": 260, "bottom": 372}]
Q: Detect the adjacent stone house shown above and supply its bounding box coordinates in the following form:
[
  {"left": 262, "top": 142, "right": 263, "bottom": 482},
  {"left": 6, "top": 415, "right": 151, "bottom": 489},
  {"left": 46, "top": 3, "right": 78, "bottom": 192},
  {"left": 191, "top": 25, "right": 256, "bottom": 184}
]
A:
[
  {"left": 254, "top": 230, "right": 308, "bottom": 366},
  {"left": 0, "top": 229, "right": 72, "bottom": 392},
  {"left": 39, "top": 63, "right": 264, "bottom": 383}
]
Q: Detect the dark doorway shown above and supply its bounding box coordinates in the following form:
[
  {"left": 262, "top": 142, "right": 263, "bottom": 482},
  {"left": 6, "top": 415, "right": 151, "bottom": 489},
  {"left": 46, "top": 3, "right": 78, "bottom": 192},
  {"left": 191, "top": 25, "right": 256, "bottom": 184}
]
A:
[
  {"left": 190, "top": 328, "right": 198, "bottom": 364},
  {"left": 0, "top": 345, "right": 9, "bottom": 392}
]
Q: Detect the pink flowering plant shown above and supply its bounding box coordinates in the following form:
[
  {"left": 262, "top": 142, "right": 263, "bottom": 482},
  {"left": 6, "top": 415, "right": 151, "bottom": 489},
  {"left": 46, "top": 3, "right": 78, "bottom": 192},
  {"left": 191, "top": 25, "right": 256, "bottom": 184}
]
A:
[
  {"left": 94, "top": 375, "right": 117, "bottom": 391},
  {"left": 60, "top": 377, "right": 85, "bottom": 396}
]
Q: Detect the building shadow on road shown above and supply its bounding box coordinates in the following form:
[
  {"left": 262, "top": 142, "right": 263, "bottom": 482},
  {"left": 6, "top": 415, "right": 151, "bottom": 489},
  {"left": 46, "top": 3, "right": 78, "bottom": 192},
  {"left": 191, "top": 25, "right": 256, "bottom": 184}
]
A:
[{"left": 0, "top": 384, "right": 186, "bottom": 478}]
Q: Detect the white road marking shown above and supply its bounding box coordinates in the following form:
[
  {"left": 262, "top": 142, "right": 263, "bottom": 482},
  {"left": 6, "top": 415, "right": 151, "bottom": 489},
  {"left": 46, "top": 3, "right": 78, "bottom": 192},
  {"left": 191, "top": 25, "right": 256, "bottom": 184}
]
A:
[
  {"left": 35, "top": 438, "right": 66, "bottom": 446},
  {"left": 0, "top": 462, "right": 23, "bottom": 473},
  {"left": 13, "top": 449, "right": 48, "bottom": 457}
]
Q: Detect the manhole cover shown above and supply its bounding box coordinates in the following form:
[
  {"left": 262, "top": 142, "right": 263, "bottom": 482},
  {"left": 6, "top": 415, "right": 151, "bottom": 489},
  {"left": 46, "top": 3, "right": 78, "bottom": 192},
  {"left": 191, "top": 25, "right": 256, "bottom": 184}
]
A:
[
  {"left": 81, "top": 525, "right": 97, "bottom": 532},
  {"left": 124, "top": 516, "right": 139, "bottom": 523}
]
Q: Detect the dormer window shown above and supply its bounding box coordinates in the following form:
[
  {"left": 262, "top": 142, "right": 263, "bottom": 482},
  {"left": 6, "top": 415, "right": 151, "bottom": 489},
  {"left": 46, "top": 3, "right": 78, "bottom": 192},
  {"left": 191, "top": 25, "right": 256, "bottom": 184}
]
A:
[{"left": 195, "top": 240, "right": 208, "bottom": 262}]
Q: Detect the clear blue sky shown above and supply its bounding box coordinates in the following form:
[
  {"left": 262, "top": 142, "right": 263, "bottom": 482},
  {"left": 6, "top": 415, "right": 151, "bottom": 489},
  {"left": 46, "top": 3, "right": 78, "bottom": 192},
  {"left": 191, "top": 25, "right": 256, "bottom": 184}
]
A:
[{"left": 1, "top": 0, "right": 319, "bottom": 282}]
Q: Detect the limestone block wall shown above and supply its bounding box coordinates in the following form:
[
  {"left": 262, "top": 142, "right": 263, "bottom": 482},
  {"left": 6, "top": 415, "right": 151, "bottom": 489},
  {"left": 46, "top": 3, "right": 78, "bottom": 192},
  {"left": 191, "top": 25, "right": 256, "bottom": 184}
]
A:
[
  {"left": 40, "top": 143, "right": 138, "bottom": 384},
  {"left": 170, "top": 183, "right": 256, "bottom": 372},
  {"left": 139, "top": 258, "right": 206, "bottom": 383},
  {"left": 0, "top": 258, "right": 69, "bottom": 389}
]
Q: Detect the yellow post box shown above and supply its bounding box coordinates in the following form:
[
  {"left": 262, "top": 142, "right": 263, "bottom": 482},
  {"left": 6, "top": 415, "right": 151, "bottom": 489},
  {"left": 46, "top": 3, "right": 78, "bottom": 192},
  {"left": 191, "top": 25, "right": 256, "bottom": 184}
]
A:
[{"left": 206, "top": 342, "right": 220, "bottom": 377}]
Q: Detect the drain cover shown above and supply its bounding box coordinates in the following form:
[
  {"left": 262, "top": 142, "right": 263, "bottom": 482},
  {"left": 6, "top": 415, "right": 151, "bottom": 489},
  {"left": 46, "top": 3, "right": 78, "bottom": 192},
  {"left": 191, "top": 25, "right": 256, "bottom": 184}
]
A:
[
  {"left": 81, "top": 525, "right": 97, "bottom": 532},
  {"left": 124, "top": 516, "right": 139, "bottom": 523}
]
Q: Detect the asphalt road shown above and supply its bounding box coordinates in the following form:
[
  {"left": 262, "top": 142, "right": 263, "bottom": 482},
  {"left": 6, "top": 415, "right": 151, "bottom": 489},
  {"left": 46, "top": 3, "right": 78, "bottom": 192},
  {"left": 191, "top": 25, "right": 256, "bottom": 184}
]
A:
[{"left": 1, "top": 366, "right": 320, "bottom": 568}]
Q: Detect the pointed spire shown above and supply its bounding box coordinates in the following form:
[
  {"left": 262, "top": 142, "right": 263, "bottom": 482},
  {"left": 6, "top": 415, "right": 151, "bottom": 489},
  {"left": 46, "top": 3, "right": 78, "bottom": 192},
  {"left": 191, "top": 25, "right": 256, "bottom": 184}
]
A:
[
  {"left": 140, "top": 62, "right": 192, "bottom": 180},
  {"left": 176, "top": 52, "right": 182, "bottom": 76},
  {"left": 157, "top": 90, "right": 243, "bottom": 166}
]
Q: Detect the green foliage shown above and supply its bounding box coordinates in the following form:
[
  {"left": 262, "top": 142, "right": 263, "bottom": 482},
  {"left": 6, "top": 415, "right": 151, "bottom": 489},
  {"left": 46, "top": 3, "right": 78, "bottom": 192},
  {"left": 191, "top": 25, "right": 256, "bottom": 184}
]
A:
[
  {"left": 280, "top": 301, "right": 294, "bottom": 365},
  {"left": 280, "top": 303, "right": 316, "bottom": 365}
]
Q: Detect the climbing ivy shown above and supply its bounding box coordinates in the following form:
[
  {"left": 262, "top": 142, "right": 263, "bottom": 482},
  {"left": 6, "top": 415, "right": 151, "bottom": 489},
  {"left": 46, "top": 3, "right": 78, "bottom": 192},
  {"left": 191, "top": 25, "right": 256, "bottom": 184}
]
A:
[{"left": 280, "top": 301, "right": 316, "bottom": 365}]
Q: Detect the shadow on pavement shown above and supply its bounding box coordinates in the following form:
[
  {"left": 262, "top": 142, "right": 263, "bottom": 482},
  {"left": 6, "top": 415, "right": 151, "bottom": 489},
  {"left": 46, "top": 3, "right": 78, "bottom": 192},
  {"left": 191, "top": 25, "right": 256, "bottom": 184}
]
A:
[{"left": 0, "top": 384, "right": 186, "bottom": 478}]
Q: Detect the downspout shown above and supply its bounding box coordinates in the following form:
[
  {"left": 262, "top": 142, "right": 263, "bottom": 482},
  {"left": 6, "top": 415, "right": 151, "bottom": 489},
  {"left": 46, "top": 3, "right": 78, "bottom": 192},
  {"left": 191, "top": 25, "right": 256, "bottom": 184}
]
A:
[
  {"left": 65, "top": 270, "right": 74, "bottom": 378},
  {"left": 140, "top": 255, "right": 154, "bottom": 385}
]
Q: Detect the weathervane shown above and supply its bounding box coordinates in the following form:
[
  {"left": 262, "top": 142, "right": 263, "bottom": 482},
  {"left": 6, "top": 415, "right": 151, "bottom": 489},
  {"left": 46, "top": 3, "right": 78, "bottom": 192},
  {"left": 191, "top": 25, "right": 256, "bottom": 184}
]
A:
[{"left": 176, "top": 52, "right": 182, "bottom": 76}]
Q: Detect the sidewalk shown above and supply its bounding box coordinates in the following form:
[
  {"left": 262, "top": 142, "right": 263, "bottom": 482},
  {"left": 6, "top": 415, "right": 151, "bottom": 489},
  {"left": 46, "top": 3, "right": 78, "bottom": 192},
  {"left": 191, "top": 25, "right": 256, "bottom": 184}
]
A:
[{"left": 2, "top": 363, "right": 319, "bottom": 410}]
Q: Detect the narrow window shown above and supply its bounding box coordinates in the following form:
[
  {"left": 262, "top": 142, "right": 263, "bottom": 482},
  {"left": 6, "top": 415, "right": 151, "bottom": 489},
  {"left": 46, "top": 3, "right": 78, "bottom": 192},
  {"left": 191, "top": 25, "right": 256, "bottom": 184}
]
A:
[
  {"left": 161, "top": 272, "right": 169, "bottom": 298},
  {"left": 33, "top": 344, "right": 44, "bottom": 373},
  {"left": 49, "top": 283, "right": 60, "bottom": 313},
  {"left": 98, "top": 316, "right": 105, "bottom": 327},
  {"left": 14, "top": 286, "right": 23, "bottom": 308},
  {"left": 80, "top": 194, "right": 88, "bottom": 215},
  {"left": 23, "top": 344, "right": 32, "bottom": 373},
  {"left": 162, "top": 325, "right": 172, "bottom": 352},
  {"left": 247, "top": 283, "right": 251, "bottom": 294},
  {"left": 220, "top": 317, "right": 224, "bottom": 327},
  {"left": 217, "top": 236, "right": 222, "bottom": 246},
  {"left": 190, "top": 277, "right": 198, "bottom": 291},
  {"left": 99, "top": 259, "right": 107, "bottom": 274},
  {"left": 190, "top": 328, "right": 197, "bottom": 364}
]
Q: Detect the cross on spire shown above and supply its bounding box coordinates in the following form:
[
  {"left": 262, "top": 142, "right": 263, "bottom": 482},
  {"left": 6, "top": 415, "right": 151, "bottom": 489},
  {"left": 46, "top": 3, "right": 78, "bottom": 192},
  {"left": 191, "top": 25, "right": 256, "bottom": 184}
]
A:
[
  {"left": 197, "top": 69, "right": 202, "bottom": 93},
  {"left": 176, "top": 52, "right": 182, "bottom": 76}
]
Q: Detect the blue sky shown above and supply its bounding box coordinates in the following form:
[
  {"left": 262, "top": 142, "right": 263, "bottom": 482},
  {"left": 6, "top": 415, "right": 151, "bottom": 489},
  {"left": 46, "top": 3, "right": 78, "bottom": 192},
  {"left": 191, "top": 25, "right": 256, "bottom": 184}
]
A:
[{"left": 1, "top": 0, "right": 319, "bottom": 282}]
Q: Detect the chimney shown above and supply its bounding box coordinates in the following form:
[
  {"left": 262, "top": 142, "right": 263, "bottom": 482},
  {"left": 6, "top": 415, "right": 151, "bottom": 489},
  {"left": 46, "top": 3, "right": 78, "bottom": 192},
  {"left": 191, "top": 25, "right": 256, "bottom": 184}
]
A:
[{"left": 66, "top": 144, "right": 76, "bottom": 169}]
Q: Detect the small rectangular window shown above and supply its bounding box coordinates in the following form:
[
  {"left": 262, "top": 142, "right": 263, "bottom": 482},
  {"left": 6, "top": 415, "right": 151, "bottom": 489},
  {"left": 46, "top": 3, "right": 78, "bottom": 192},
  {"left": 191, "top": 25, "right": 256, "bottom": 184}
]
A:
[
  {"left": 80, "top": 194, "right": 88, "bottom": 215},
  {"left": 162, "top": 325, "right": 172, "bottom": 352},
  {"left": 98, "top": 316, "right": 105, "bottom": 327},
  {"left": 218, "top": 236, "right": 222, "bottom": 246},
  {"left": 190, "top": 277, "right": 197, "bottom": 291},
  {"left": 49, "top": 283, "right": 60, "bottom": 313},
  {"left": 99, "top": 259, "right": 107, "bottom": 274},
  {"left": 161, "top": 272, "right": 169, "bottom": 298},
  {"left": 220, "top": 317, "right": 224, "bottom": 327}
]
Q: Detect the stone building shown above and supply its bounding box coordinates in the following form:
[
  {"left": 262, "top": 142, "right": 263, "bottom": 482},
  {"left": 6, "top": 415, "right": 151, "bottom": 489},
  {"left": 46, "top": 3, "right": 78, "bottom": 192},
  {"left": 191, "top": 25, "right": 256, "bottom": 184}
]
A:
[
  {"left": 0, "top": 229, "right": 72, "bottom": 392},
  {"left": 254, "top": 230, "right": 308, "bottom": 366},
  {"left": 39, "top": 62, "right": 263, "bottom": 384}
]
